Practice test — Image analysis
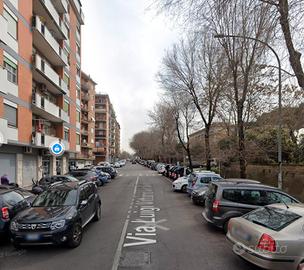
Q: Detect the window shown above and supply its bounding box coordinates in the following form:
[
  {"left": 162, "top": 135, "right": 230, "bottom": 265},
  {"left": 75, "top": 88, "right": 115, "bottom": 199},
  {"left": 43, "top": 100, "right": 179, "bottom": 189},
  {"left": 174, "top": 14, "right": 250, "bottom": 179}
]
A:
[
  {"left": 4, "top": 57, "right": 17, "bottom": 84},
  {"left": 4, "top": 104, "right": 17, "bottom": 127},
  {"left": 76, "top": 133, "right": 80, "bottom": 145},
  {"left": 63, "top": 73, "right": 70, "bottom": 86},
  {"left": 200, "top": 177, "right": 212, "bottom": 184},
  {"left": 3, "top": 8, "right": 17, "bottom": 39},
  {"left": 222, "top": 189, "right": 262, "bottom": 205},
  {"left": 265, "top": 192, "right": 296, "bottom": 204},
  {"left": 64, "top": 129, "right": 69, "bottom": 141},
  {"left": 244, "top": 207, "right": 301, "bottom": 232},
  {"left": 76, "top": 111, "right": 81, "bottom": 122},
  {"left": 63, "top": 101, "right": 69, "bottom": 115}
]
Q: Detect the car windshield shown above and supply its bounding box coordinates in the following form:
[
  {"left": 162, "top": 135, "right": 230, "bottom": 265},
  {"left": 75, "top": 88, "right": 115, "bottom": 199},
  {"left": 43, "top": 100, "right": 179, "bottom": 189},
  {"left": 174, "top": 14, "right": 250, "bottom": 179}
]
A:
[
  {"left": 32, "top": 188, "right": 77, "bottom": 207},
  {"left": 69, "top": 171, "right": 88, "bottom": 177},
  {"left": 244, "top": 207, "right": 301, "bottom": 231}
]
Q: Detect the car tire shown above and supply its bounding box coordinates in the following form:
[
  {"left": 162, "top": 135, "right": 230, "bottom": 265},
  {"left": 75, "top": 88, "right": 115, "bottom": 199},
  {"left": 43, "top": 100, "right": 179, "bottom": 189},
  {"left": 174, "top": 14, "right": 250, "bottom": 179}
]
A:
[
  {"left": 67, "top": 222, "right": 82, "bottom": 248},
  {"left": 93, "top": 203, "right": 101, "bottom": 222},
  {"left": 181, "top": 185, "right": 187, "bottom": 193}
]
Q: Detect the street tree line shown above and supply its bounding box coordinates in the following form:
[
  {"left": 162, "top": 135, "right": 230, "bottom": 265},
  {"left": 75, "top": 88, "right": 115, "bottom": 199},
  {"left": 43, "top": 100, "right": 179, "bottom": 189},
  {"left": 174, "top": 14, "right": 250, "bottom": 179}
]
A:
[{"left": 130, "top": 0, "right": 304, "bottom": 177}]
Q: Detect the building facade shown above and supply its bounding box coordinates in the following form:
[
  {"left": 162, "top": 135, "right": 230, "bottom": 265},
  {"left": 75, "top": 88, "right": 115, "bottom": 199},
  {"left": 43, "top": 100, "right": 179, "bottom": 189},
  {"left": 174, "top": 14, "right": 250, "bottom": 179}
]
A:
[
  {"left": 0, "top": 0, "right": 84, "bottom": 187},
  {"left": 75, "top": 71, "right": 96, "bottom": 168},
  {"left": 94, "top": 94, "right": 120, "bottom": 164}
]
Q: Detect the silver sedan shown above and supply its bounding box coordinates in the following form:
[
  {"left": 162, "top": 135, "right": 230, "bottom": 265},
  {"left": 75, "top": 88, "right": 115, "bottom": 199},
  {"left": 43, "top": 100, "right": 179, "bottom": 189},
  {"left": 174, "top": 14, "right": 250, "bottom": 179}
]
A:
[{"left": 226, "top": 203, "right": 304, "bottom": 270}]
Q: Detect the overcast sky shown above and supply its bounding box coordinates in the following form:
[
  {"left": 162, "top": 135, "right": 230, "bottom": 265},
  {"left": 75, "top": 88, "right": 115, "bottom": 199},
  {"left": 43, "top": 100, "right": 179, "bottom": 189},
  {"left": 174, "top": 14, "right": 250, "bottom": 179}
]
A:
[{"left": 81, "top": 0, "right": 179, "bottom": 152}]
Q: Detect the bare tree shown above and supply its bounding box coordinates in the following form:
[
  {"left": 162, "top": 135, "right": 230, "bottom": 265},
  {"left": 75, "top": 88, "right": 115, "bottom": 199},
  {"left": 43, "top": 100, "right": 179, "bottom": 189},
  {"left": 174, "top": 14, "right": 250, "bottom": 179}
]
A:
[{"left": 158, "top": 33, "right": 226, "bottom": 169}]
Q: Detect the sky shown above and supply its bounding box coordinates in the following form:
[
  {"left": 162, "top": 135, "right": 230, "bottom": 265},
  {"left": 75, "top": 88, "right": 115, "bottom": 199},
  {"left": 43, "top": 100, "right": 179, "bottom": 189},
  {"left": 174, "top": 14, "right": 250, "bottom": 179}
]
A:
[{"left": 81, "top": 0, "right": 179, "bottom": 152}]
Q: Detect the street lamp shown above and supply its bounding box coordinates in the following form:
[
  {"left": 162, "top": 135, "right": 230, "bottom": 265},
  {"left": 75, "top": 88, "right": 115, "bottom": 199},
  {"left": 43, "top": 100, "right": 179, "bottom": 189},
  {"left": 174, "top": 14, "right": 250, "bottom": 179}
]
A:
[{"left": 214, "top": 34, "right": 283, "bottom": 189}]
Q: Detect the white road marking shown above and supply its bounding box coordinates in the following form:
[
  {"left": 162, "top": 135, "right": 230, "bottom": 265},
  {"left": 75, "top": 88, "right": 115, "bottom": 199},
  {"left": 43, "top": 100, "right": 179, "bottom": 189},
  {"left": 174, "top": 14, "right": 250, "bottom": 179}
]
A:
[{"left": 111, "top": 176, "right": 139, "bottom": 270}]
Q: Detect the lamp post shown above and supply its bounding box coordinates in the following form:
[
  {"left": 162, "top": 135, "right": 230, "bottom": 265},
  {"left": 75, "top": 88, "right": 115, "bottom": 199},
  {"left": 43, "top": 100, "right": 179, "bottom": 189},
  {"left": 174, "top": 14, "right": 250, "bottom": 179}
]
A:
[{"left": 214, "top": 34, "right": 282, "bottom": 189}]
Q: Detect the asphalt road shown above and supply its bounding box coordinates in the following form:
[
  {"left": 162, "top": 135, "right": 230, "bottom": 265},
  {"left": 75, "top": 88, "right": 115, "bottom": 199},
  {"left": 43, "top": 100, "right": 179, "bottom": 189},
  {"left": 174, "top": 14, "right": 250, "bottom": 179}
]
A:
[{"left": 0, "top": 164, "right": 260, "bottom": 270}]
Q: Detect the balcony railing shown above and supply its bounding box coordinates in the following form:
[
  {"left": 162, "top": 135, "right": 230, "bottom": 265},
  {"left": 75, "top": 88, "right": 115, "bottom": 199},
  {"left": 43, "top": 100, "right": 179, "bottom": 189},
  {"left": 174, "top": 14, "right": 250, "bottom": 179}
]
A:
[
  {"left": 33, "top": 132, "right": 69, "bottom": 150},
  {"left": 33, "top": 16, "right": 67, "bottom": 66},
  {"left": 72, "top": 0, "right": 85, "bottom": 24},
  {"left": 33, "top": 54, "right": 68, "bottom": 95}
]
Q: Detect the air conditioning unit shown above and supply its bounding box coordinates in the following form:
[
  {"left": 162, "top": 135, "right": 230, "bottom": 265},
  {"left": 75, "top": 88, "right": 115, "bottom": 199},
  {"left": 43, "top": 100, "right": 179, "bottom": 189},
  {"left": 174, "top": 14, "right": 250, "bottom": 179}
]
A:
[{"left": 24, "top": 147, "right": 33, "bottom": 154}]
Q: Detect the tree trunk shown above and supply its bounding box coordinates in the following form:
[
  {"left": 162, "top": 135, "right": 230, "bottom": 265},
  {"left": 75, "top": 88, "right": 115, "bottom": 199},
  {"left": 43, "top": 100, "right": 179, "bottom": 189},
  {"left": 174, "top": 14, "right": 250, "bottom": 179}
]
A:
[
  {"left": 205, "top": 125, "right": 212, "bottom": 170},
  {"left": 278, "top": 0, "right": 304, "bottom": 89},
  {"left": 186, "top": 147, "right": 193, "bottom": 171},
  {"left": 237, "top": 111, "right": 247, "bottom": 178}
]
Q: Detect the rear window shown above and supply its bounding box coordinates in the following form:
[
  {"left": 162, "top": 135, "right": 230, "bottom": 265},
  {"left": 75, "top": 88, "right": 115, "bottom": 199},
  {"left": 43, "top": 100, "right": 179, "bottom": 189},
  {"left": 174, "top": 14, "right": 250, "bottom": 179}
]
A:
[
  {"left": 1, "top": 191, "right": 24, "bottom": 206},
  {"left": 244, "top": 207, "right": 301, "bottom": 231}
]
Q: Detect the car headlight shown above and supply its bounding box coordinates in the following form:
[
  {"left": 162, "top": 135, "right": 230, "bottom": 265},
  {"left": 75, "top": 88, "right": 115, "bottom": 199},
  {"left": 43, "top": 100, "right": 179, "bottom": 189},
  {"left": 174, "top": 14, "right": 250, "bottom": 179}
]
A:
[
  {"left": 50, "top": 220, "right": 65, "bottom": 231},
  {"left": 10, "top": 221, "right": 19, "bottom": 231}
]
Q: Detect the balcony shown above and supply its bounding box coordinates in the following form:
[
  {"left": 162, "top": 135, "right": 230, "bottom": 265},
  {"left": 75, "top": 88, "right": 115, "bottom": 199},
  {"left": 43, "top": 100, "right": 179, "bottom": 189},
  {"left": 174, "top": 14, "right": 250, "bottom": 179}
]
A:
[
  {"left": 71, "top": 0, "right": 85, "bottom": 24},
  {"left": 0, "top": 67, "right": 18, "bottom": 96},
  {"left": 0, "top": 119, "right": 18, "bottom": 144},
  {"left": 76, "top": 30, "right": 81, "bottom": 45},
  {"left": 33, "top": 132, "right": 69, "bottom": 150},
  {"left": 60, "top": 110, "right": 70, "bottom": 123},
  {"left": 95, "top": 107, "right": 107, "bottom": 113},
  {"left": 81, "top": 129, "right": 88, "bottom": 136},
  {"left": 81, "top": 93, "right": 89, "bottom": 101},
  {"left": 52, "top": 0, "right": 68, "bottom": 14},
  {"left": 33, "top": 0, "right": 67, "bottom": 40},
  {"left": 32, "top": 92, "right": 61, "bottom": 122},
  {"left": 33, "top": 54, "right": 68, "bottom": 95},
  {"left": 33, "top": 16, "right": 67, "bottom": 66},
  {"left": 76, "top": 53, "right": 81, "bottom": 65},
  {"left": 81, "top": 117, "right": 89, "bottom": 124}
]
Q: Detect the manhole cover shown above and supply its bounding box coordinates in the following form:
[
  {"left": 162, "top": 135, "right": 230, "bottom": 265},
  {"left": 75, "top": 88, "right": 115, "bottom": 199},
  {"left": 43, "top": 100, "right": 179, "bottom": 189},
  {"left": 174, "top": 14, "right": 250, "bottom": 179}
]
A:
[{"left": 119, "top": 251, "right": 151, "bottom": 267}]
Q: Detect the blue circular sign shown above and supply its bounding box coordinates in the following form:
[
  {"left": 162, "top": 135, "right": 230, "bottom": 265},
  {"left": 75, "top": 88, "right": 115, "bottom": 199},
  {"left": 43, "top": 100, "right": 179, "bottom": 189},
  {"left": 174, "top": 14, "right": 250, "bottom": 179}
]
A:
[{"left": 49, "top": 141, "right": 65, "bottom": 157}]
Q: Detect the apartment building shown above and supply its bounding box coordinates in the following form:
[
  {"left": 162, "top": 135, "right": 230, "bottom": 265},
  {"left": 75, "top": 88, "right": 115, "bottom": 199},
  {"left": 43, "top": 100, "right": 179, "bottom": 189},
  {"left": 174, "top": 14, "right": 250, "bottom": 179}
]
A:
[
  {"left": 0, "top": 0, "right": 84, "bottom": 187},
  {"left": 94, "top": 94, "right": 120, "bottom": 164},
  {"left": 74, "top": 71, "right": 96, "bottom": 168}
]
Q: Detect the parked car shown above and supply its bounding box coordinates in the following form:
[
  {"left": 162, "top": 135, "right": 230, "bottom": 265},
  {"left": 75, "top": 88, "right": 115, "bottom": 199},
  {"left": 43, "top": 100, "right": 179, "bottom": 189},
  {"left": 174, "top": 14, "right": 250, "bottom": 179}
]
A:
[
  {"left": 94, "top": 166, "right": 117, "bottom": 179},
  {"left": 172, "top": 175, "right": 189, "bottom": 192},
  {"left": 202, "top": 179, "right": 299, "bottom": 232},
  {"left": 187, "top": 171, "right": 220, "bottom": 196},
  {"left": 10, "top": 180, "right": 101, "bottom": 248},
  {"left": 32, "top": 175, "right": 79, "bottom": 194},
  {"left": 227, "top": 203, "right": 304, "bottom": 270},
  {"left": 0, "top": 186, "right": 36, "bottom": 240},
  {"left": 68, "top": 170, "right": 100, "bottom": 186}
]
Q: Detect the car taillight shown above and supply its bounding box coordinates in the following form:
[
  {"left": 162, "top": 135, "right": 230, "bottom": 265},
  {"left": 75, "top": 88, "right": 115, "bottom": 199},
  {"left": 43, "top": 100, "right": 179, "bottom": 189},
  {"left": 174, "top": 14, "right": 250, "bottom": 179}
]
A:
[
  {"left": 212, "top": 200, "right": 220, "bottom": 213},
  {"left": 257, "top": 234, "right": 276, "bottom": 252},
  {"left": 2, "top": 207, "right": 9, "bottom": 220}
]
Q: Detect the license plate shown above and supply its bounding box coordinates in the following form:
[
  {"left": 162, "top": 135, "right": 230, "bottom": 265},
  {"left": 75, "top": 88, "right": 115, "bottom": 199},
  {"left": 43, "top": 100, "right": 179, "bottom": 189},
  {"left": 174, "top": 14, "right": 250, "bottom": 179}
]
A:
[{"left": 26, "top": 233, "right": 40, "bottom": 241}]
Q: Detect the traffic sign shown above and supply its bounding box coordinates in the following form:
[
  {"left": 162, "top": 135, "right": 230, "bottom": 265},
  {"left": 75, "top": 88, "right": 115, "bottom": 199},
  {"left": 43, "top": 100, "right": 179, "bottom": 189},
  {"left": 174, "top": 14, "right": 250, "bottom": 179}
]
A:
[{"left": 49, "top": 141, "right": 65, "bottom": 157}]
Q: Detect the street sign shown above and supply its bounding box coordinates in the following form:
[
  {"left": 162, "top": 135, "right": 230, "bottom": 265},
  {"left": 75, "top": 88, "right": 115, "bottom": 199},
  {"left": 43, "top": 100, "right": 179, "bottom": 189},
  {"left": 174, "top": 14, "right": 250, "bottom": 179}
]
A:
[{"left": 49, "top": 141, "right": 65, "bottom": 157}]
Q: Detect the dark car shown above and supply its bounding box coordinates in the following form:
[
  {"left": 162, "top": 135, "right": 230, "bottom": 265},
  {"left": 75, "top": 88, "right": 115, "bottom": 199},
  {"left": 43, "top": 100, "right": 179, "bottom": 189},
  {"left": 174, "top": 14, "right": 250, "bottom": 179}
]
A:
[
  {"left": 202, "top": 179, "right": 299, "bottom": 233},
  {"left": 68, "top": 169, "right": 100, "bottom": 186},
  {"left": 171, "top": 167, "right": 191, "bottom": 180},
  {"left": 10, "top": 181, "right": 101, "bottom": 248},
  {"left": 0, "top": 186, "right": 36, "bottom": 239},
  {"left": 32, "top": 175, "right": 79, "bottom": 194},
  {"left": 94, "top": 166, "right": 117, "bottom": 179}
]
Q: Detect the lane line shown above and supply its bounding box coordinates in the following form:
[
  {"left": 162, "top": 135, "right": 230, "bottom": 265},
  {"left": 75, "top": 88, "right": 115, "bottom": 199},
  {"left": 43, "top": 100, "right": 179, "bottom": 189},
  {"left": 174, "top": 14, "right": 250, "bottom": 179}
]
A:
[{"left": 111, "top": 176, "right": 139, "bottom": 270}]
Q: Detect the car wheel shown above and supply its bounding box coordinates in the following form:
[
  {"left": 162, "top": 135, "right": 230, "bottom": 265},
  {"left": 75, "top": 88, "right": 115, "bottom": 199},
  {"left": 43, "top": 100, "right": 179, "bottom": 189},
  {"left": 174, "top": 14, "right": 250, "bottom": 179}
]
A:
[
  {"left": 93, "top": 203, "right": 101, "bottom": 222},
  {"left": 67, "top": 222, "right": 82, "bottom": 248},
  {"left": 181, "top": 185, "right": 187, "bottom": 193}
]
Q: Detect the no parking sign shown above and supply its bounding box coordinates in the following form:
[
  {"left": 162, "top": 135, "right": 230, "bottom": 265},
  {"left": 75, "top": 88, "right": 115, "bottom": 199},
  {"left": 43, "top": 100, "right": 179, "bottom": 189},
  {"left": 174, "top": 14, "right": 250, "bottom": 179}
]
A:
[{"left": 49, "top": 141, "right": 65, "bottom": 157}]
